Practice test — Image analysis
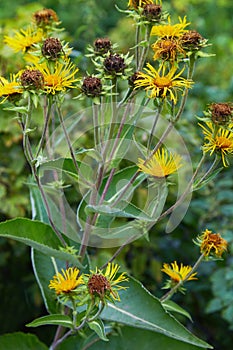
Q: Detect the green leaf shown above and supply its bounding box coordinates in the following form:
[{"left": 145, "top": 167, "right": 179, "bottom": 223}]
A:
[
  {"left": 88, "top": 319, "right": 109, "bottom": 342},
  {"left": 38, "top": 158, "right": 79, "bottom": 180},
  {"left": 0, "top": 218, "right": 83, "bottom": 267},
  {"left": 193, "top": 167, "right": 223, "bottom": 191},
  {"left": 57, "top": 326, "right": 211, "bottom": 350},
  {"left": 101, "top": 277, "right": 212, "bottom": 348},
  {"left": 0, "top": 332, "right": 48, "bottom": 350},
  {"left": 162, "top": 300, "right": 192, "bottom": 321},
  {"left": 27, "top": 314, "right": 73, "bottom": 329},
  {"left": 86, "top": 202, "right": 154, "bottom": 221}
]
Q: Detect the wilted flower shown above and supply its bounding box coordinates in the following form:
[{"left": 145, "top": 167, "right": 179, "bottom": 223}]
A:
[
  {"left": 137, "top": 148, "right": 183, "bottom": 178},
  {"left": 20, "top": 69, "right": 44, "bottom": 90},
  {"left": 104, "top": 53, "right": 127, "bottom": 74},
  {"left": 209, "top": 102, "right": 233, "bottom": 125},
  {"left": 195, "top": 229, "right": 228, "bottom": 259},
  {"left": 181, "top": 30, "right": 206, "bottom": 51},
  {"left": 199, "top": 121, "right": 233, "bottom": 166},
  {"left": 86, "top": 263, "right": 128, "bottom": 304},
  {"left": 49, "top": 267, "right": 84, "bottom": 296},
  {"left": 33, "top": 8, "right": 59, "bottom": 27},
  {"left": 41, "top": 37, "right": 63, "bottom": 60},
  {"left": 134, "top": 62, "right": 193, "bottom": 104},
  {"left": 81, "top": 76, "right": 103, "bottom": 97},
  {"left": 143, "top": 4, "right": 162, "bottom": 21},
  {"left": 151, "top": 38, "right": 185, "bottom": 61},
  {"left": 94, "top": 38, "right": 112, "bottom": 54},
  {"left": 4, "top": 26, "right": 43, "bottom": 53}
]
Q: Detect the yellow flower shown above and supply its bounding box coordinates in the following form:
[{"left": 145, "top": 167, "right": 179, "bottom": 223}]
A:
[
  {"left": 151, "top": 16, "right": 190, "bottom": 38},
  {"left": 4, "top": 26, "right": 43, "bottom": 53},
  {"left": 128, "top": 0, "right": 155, "bottom": 9},
  {"left": 137, "top": 148, "right": 183, "bottom": 178},
  {"left": 151, "top": 38, "right": 185, "bottom": 61},
  {"left": 35, "top": 59, "right": 79, "bottom": 95},
  {"left": 196, "top": 229, "right": 228, "bottom": 258},
  {"left": 199, "top": 121, "right": 233, "bottom": 167},
  {"left": 0, "top": 75, "right": 23, "bottom": 103},
  {"left": 49, "top": 267, "right": 83, "bottom": 295},
  {"left": 134, "top": 63, "right": 193, "bottom": 104},
  {"left": 161, "top": 261, "right": 198, "bottom": 284},
  {"left": 87, "top": 263, "right": 128, "bottom": 303}
]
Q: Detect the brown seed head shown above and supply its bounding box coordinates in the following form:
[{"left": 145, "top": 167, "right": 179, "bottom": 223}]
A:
[
  {"left": 88, "top": 273, "right": 111, "bottom": 299},
  {"left": 181, "top": 30, "right": 204, "bottom": 50},
  {"left": 103, "top": 53, "right": 126, "bottom": 74},
  {"left": 42, "top": 37, "right": 63, "bottom": 59},
  {"left": 20, "top": 69, "right": 44, "bottom": 89},
  {"left": 81, "top": 76, "right": 102, "bottom": 97},
  {"left": 33, "top": 8, "right": 58, "bottom": 26},
  {"left": 210, "top": 102, "right": 233, "bottom": 125},
  {"left": 94, "top": 38, "right": 112, "bottom": 54},
  {"left": 143, "top": 4, "right": 162, "bottom": 21}
]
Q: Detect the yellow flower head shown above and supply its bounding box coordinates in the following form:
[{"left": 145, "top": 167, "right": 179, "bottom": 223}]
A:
[
  {"left": 35, "top": 59, "right": 79, "bottom": 95},
  {"left": 196, "top": 229, "right": 228, "bottom": 258},
  {"left": 161, "top": 261, "right": 198, "bottom": 284},
  {"left": 151, "top": 38, "right": 185, "bottom": 61},
  {"left": 0, "top": 75, "right": 23, "bottom": 104},
  {"left": 49, "top": 267, "right": 83, "bottom": 295},
  {"left": 87, "top": 263, "right": 128, "bottom": 303},
  {"left": 4, "top": 26, "right": 43, "bottom": 53},
  {"left": 151, "top": 16, "right": 190, "bottom": 38},
  {"left": 128, "top": 0, "right": 155, "bottom": 10},
  {"left": 199, "top": 121, "right": 233, "bottom": 167},
  {"left": 134, "top": 63, "right": 193, "bottom": 104},
  {"left": 137, "top": 148, "right": 183, "bottom": 178}
]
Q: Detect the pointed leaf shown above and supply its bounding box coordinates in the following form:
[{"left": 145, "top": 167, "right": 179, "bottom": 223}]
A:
[
  {"left": 0, "top": 218, "right": 83, "bottom": 267},
  {"left": 27, "top": 314, "right": 73, "bottom": 329},
  {"left": 162, "top": 300, "right": 192, "bottom": 321},
  {"left": 88, "top": 319, "right": 109, "bottom": 341},
  {"left": 101, "top": 277, "right": 212, "bottom": 348}
]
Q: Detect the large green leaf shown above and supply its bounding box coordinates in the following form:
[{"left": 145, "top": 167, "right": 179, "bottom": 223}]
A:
[
  {"left": 0, "top": 332, "right": 48, "bottom": 350},
  {"left": 57, "top": 326, "right": 211, "bottom": 350},
  {"left": 101, "top": 277, "right": 212, "bottom": 348},
  {"left": 0, "top": 218, "right": 82, "bottom": 266},
  {"left": 27, "top": 314, "right": 73, "bottom": 329}
]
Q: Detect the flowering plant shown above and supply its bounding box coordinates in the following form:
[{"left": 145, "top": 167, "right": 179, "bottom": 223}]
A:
[{"left": 0, "top": 2, "right": 231, "bottom": 349}]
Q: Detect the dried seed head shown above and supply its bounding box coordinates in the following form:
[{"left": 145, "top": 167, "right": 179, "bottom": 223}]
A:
[
  {"left": 81, "top": 76, "right": 102, "bottom": 97},
  {"left": 20, "top": 69, "right": 44, "bottom": 89},
  {"left": 181, "top": 30, "right": 204, "bottom": 50},
  {"left": 33, "top": 8, "right": 58, "bottom": 26},
  {"left": 88, "top": 273, "right": 111, "bottom": 299},
  {"left": 94, "top": 38, "right": 112, "bottom": 54},
  {"left": 210, "top": 102, "right": 233, "bottom": 125},
  {"left": 42, "top": 37, "right": 63, "bottom": 60},
  {"left": 103, "top": 53, "right": 126, "bottom": 74},
  {"left": 143, "top": 4, "right": 162, "bottom": 21}
]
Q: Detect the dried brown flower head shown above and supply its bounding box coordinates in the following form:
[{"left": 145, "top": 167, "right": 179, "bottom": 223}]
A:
[
  {"left": 143, "top": 4, "right": 162, "bottom": 21},
  {"left": 210, "top": 102, "right": 233, "bottom": 125},
  {"left": 42, "top": 37, "right": 63, "bottom": 60},
  {"left": 88, "top": 273, "right": 111, "bottom": 299},
  {"left": 181, "top": 30, "right": 204, "bottom": 50},
  {"left": 33, "top": 8, "right": 58, "bottom": 26},
  {"left": 20, "top": 69, "right": 44, "bottom": 89},
  {"left": 94, "top": 38, "right": 112, "bottom": 54},
  {"left": 104, "top": 53, "right": 126, "bottom": 74},
  {"left": 81, "top": 76, "right": 102, "bottom": 97}
]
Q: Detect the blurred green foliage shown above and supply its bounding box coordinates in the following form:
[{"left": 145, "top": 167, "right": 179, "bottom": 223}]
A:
[{"left": 0, "top": 0, "right": 232, "bottom": 349}]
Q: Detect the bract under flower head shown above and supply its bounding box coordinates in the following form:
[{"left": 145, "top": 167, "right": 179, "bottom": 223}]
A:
[
  {"left": 161, "top": 261, "right": 197, "bottom": 284},
  {"left": 151, "top": 16, "right": 190, "bottom": 39},
  {"left": 4, "top": 26, "right": 43, "bottom": 53},
  {"left": 134, "top": 62, "right": 193, "bottom": 104},
  {"left": 49, "top": 267, "right": 84, "bottom": 296},
  {"left": 137, "top": 148, "right": 183, "bottom": 178},
  {"left": 199, "top": 121, "right": 233, "bottom": 166},
  {"left": 195, "top": 229, "right": 228, "bottom": 259},
  {"left": 87, "top": 263, "right": 128, "bottom": 303}
]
